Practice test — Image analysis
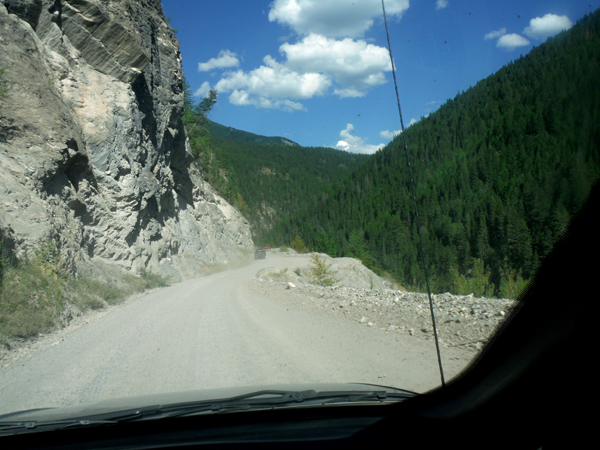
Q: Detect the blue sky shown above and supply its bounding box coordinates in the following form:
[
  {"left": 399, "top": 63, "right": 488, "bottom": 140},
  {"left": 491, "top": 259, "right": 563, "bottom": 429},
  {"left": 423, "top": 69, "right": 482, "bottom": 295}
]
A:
[{"left": 161, "top": 0, "right": 598, "bottom": 153}]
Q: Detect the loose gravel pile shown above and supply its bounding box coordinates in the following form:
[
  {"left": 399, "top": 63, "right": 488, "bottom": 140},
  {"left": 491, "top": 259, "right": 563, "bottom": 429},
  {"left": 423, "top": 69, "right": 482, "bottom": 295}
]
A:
[
  {"left": 266, "top": 251, "right": 397, "bottom": 290},
  {"left": 253, "top": 277, "right": 517, "bottom": 352}
]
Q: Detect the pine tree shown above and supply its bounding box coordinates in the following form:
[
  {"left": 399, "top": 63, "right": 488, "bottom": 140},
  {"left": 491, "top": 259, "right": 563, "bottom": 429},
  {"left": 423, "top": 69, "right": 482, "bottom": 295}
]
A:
[
  {"left": 290, "top": 235, "right": 308, "bottom": 253},
  {"left": 308, "top": 253, "right": 337, "bottom": 287}
]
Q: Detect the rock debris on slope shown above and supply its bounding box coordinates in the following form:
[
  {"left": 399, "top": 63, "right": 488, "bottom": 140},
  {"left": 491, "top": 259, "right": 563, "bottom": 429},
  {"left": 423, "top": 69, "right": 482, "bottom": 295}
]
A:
[{"left": 253, "top": 276, "right": 516, "bottom": 352}]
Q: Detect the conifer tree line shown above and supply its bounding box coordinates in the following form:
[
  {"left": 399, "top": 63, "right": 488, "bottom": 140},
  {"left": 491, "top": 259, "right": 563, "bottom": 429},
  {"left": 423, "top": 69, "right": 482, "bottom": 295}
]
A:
[
  {"left": 209, "top": 137, "right": 369, "bottom": 242},
  {"left": 261, "top": 10, "right": 600, "bottom": 297}
]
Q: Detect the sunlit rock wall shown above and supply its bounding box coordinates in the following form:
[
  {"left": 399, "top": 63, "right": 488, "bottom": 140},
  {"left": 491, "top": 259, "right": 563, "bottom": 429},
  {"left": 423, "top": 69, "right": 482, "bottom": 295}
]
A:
[{"left": 0, "top": 0, "right": 253, "bottom": 281}]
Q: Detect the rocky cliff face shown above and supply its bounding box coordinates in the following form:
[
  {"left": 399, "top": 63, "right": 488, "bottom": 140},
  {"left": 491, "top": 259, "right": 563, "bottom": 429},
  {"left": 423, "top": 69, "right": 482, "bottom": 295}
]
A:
[{"left": 0, "top": 0, "right": 253, "bottom": 281}]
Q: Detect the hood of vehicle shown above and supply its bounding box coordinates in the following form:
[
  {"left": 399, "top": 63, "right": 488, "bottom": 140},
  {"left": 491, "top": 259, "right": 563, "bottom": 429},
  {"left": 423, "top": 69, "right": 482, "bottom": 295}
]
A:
[{"left": 0, "top": 382, "right": 415, "bottom": 423}]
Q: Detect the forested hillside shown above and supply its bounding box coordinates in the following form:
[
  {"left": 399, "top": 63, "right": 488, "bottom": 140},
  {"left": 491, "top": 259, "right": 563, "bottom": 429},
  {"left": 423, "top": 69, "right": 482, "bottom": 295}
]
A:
[
  {"left": 212, "top": 138, "right": 368, "bottom": 242},
  {"left": 182, "top": 86, "right": 368, "bottom": 242},
  {"left": 266, "top": 10, "right": 600, "bottom": 298},
  {"left": 207, "top": 120, "right": 300, "bottom": 147}
]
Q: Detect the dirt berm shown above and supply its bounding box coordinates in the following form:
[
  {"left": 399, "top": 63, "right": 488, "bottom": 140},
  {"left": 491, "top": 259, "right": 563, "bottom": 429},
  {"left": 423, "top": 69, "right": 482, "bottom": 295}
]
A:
[
  {"left": 255, "top": 249, "right": 515, "bottom": 353},
  {"left": 256, "top": 249, "right": 396, "bottom": 290}
]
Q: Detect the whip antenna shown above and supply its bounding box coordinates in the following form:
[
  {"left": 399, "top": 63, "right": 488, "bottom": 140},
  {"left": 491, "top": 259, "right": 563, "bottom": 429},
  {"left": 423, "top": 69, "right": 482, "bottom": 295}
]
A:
[{"left": 381, "top": 0, "right": 445, "bottom": 387}]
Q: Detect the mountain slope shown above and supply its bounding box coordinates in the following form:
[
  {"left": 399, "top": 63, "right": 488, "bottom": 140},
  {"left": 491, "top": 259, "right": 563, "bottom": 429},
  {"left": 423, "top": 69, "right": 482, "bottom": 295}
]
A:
[
  {"left": 267, "top": 10, "right": 600, "bottom": 296},
  {"left": 207, "top": 120, "right": 300, "bottom": 147},
  {"left": 210, "top": 137, "right": 369, "bottom": 243}
]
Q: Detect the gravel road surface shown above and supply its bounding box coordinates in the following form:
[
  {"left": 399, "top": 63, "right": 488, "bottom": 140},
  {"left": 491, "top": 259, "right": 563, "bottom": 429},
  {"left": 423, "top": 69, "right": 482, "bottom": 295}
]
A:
[{"left": 0, "top": 254, "right": 475, "bottom": 415}]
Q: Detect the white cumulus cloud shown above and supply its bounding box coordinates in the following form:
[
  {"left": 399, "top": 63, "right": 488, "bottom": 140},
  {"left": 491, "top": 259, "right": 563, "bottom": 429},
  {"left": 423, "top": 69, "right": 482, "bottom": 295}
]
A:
[
  {"left": 228, "top": 89, "right": 306, "bottom": 111},
  {"left": 198, "top": 50, "right": 240, "bottom": 72},
  {"left": 194, "top": 81, "right": 211, "bottom": 98},
  {"left": 211, "top": 33, "right": 395, "bottom": 110},
  {"left": 336, "top": 123, "right": 384, "bottom": 154},
  {"left": 380, "top": 129, "right": 401, "bottom": 140},
  {"left": 436, "top": 0, "right": 448, "bottom": 10},
  {"left": 208, "top": 1, "right": 411, "bottom": 111},
  {"left": 214, "top": 55, "right": 330, "bottom": 112},
  {"left": 484, "top": 28, "right": 507, "bottom": 40},
  {"left": 334, "top": 88, "right": 367, "bottom": 98},
  {"left": 523, "top": 14, "right": 573, "bottom": 39},
  {"left": 496, "top": 33, "right": 530, "bottom": 51},
  {"left": 268, "top": 0, "right": 409, "bottom": 38},
  {"left": 380, "top": 118, "right": 416, "bottom": 140},
  {"left": 280, "top": 34, "right": 392, "bottom": 97}
]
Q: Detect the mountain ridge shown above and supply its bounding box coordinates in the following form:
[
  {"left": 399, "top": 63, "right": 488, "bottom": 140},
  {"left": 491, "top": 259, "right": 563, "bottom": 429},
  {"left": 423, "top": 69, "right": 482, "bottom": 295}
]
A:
[{"left": 207, "top": 120, "right": 301, "bottom": 147}]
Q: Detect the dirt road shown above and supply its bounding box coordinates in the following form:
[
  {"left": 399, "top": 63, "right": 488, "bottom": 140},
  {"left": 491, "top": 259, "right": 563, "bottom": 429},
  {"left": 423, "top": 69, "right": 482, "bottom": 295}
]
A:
[{"left": 0, "top": 254, "right": 474, "bottom": 415}]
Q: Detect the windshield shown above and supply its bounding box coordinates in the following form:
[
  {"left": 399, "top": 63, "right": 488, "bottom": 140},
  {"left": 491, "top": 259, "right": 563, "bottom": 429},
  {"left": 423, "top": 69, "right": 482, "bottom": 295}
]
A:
[{"left": 0, "top": 0, "right": 598, "bottom": 423}]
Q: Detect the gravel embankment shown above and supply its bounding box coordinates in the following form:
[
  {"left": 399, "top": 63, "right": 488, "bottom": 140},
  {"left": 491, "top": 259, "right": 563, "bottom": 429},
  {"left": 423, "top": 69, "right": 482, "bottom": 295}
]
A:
[{"left": 253, "top": 276, "right": 517, "bottom": 352}]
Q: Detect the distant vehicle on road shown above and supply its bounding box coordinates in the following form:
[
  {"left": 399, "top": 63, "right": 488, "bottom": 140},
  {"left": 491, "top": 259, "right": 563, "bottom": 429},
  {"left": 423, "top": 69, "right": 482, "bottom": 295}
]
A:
[
  {"left": 264, "top": 246, "right": 271, "bottom": 251},
  {"left": 254, "top": 248, "right": 266, "bottom": 259}
]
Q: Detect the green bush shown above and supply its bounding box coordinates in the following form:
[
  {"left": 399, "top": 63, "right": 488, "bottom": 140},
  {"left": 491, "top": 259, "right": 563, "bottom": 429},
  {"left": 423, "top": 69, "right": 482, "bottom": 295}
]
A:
[
  {"left": 0, "top": 242, "right": 170, "bottom": 342},
  {"left": 0, "top": 263, "right": 65, "bottom": 338},
  {"left": 138, "top": 267, "right": 170, "bottom": 290},
  {"left": 69, "top": 278, "right": 127, "bottom": 308},
  {"left": 290, "top": 235, "right": 308, "bottom": 253},
  {"left": 0, "top": 66, "right": 8, "bottom": 100},
  {"left": 35, "top": 240, "right": 63, "bottom": 278},
  {"left": 68, "top": 278, "right": 107, "bottom": 310},
  {"left": 499, "top": 264, "right": 529, "bottom": 300},
  {"left": 308, "top": 253, "right": 337, "bottom": 287},
  {"left": 450, "top": 258, "right": 495, "bottom": 297}
]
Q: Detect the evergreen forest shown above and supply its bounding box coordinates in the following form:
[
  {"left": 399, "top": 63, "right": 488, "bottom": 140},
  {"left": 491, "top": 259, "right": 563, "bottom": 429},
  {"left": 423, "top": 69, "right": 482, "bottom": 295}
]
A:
[
  {"left": 184, "top": 10, "right": 600, "bottom": 298},
  {"left": 262, "top": 10, "right": 600, "bottom": 297},
  {"left": 183, "top": 90, "right": 369, "bottom": 242},
  {"left": 210, "top": 137, "right": 369, "bottom": 242}
]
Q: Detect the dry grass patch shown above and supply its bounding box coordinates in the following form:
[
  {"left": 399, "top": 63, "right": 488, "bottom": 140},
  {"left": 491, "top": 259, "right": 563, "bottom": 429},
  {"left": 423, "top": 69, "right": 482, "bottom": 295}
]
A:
[{"left": 0, "top": 244, "right": 169, "bottom": 343}]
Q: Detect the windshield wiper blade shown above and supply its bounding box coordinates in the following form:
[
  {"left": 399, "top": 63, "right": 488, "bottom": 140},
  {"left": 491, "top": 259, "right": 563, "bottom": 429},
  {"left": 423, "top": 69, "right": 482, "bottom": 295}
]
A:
[
  {"left": 65, "top": 389, "right": 411, "bottom": 423},
  {"left": 0, "top": 388, "right": 417, "bottom": 434},
  {"left": 0, "top": 418, "right": 119, "bottom": 434},
  {"left": 156, "top": 389, "right": 415, "bottom": 418}
]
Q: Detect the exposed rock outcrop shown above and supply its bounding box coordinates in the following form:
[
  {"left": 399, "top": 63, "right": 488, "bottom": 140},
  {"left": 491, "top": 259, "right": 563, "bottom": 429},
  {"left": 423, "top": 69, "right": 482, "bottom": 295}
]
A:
[{"left": 0, "top": 0, "right": 253, "bottom": 281}]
